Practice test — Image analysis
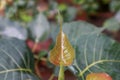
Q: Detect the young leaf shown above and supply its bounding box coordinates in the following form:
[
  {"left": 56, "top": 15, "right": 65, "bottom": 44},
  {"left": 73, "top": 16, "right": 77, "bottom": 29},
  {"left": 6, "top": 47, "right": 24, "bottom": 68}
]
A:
[
  {"left": 49, "top": 10, "right": 75, "bottom": 66},
  {"left": 86, "top": 73, "right": 112, "bottom": 80},
  {"left": 49, "top": 30, "right": 75, "bottom": 66},
  {"left": 49, "top": 11, "right": 75, "bottom": 80},
  {"left": 0, "top": 38, "right": 40, "bottom": 80}
]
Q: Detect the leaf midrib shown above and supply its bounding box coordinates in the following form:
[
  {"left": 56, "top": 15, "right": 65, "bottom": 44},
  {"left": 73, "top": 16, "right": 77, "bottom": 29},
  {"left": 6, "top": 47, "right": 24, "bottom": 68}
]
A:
[
  {"left": 0, "top": 68, "right": 32, "bottom": 74},
  {"left": 79, "top": 60, "right": 120, "bottom": 77}
]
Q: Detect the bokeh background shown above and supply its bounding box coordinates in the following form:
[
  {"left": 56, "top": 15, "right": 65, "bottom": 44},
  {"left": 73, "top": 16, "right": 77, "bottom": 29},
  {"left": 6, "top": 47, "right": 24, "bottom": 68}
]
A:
[{"left": 0, "top": 0, "right": 120, "bottom": 80}]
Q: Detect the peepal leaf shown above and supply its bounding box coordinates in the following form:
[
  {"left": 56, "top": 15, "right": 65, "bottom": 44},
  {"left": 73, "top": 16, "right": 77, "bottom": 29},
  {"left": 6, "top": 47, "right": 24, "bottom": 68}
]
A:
[
  {"left": 103, "top": 17, "right": 120, "bottom": 32},
  {"left": 110, "top": 0, "right": 120, "bottom": 12},
  {"left": 65, "top": 7, "right": 77, "bottom": 21},
  {"left": 49, "top": 28, "right": 75, "bottom": 66},
  {"left": 29, "top": 13, "right": 50, "bottom": 42},
  {"left": 0, "top": 17, "right": 28, "bottom": 40},
  {"left": 0, "top": 38, "right": 40, "bottom": 80},
  {"left": 115, "top": 10, "right": 120, "bottom": 22},
  {"left": 51, "top": 21, "right": 120, "bottom": 80}
]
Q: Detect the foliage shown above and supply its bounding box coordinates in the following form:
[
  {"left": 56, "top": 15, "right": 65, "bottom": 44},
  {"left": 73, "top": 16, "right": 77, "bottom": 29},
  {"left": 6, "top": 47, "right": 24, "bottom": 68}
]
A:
[
  {"left": 49, "top": 0, "right": 77, "bottom": 22},
  {"left": 86, "top": 73, "right": 112, "bottom": 80},
  {"left": 73, "top": 0, "right": 99, "bottom": 14},
  {"left": 110, "top": 0, "right": 120, "bottom": 12},
  {"left": 5, "top": 0, "right": 36, "bottom": 22},
  {"left": 103, "top": 17, "right": 120, "bottom": 32},
  {"left": 28, "top": 13, "right": 50, "bottom": 42},
  {"left": 0, "top": 17, "right": 27, "bottom": 40},
  {"left": 0, "top": 0, "right": 120, "bottom": 80},
  {"left": 51, "top": 21, "right": 120, "bottom": 80},
  {"left": 0, "top": 37, "right": 40, "bottom": 80}
]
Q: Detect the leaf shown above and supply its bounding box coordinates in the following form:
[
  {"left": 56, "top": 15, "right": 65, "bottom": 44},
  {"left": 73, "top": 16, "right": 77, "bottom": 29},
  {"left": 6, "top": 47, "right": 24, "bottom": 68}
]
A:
[
  {"left": 51, "top": 21, "right": 99, "bottom": 44},
  {"left": 28, "top": 13, "right": 50, "bottom": 42},
  {"left": 103, "top": 17, "right": 120, "bottom": 32},
  {"left": 51, "top": 21, "right": 120, "bottom": 80},
  {"left": 115, "top": 10, "right": 120, "bottom": 23},
  {"left": 19, "top": 11, "right": 33, "bottom": 22},
  {"left": 17, "top": 0, "right": 26, "bottom": 6},
  {"left": 86, "top": 73, "right": 112, "bottom": 80},
  {"left": 110, "top": 0, "right": 120, "bottom": 12},
  {"left": 38, "top": 50, "right": 47, "bottom": 59},
  {"left": 0, "top": 37, "right": 40, "bottom": 80},
  {"left": 58, "top": 3, "right": 67, "bottom": 11},
  {"left": 49, "top": 30, "right": 75, "bottom": 66},
  {"left": 49, "top": 16, "right": 75, "bottom": 80},
  {"left": 0, "top": 17, "right": 28, "bottom": 40},
  {"left": 49, "top": 14, "right": 75, "bottom": 66},
  {"left": 65, "top": 7, "right": 77, "bottom": 22}
]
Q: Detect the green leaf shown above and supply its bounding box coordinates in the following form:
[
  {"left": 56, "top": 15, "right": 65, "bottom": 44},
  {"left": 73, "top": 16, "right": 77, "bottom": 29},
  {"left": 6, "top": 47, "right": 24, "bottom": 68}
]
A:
[
  {"left": 28, "top": 13, "right": 50, "bottom": 42},
  {"left": 110, "top": 0, "right": 120, "bottom": 12},
  {"left": 103, "top": 17, "right": 120, "bottom": 32},
  {"left": 16, "top": 0, "right": 26, "bottom": 6},
  {"left": 0, "top": 38, "right": 40, "bottom": 80},
  {"left": 73, "top": 0, "right": 85, "bottom": 4},
  {"left": 0, "top": 17, "right": 28, "bottom": 40},
  {"left": 38, "top": 50, "right": 47, "bottom": 59},
  {"left": 51, "top": 21, "right": 120, "bottom": 80},
  {"left": 64, "top": 7, "right": 77, "bottom": 22},
  {"left": 58, "top": 4, "right": 67, "bottom": 12},
  {"left": 115, "top": 10, "right": 120, "bottom": 22},
  {"left": 20, "top": 11, "right": 33, "bottom": 22},
  {"left": 51, "top": 21, "right": 99, "bottom": 44}
]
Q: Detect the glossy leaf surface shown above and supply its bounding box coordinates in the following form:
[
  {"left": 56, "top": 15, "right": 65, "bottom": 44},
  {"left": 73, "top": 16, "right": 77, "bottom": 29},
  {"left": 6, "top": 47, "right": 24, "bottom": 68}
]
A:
[
  {"left": 49, "top": 30, "right": 75, "bottom": 66},
  {"left": 86, "top": 73, "right": 112, "bottom": 80}
]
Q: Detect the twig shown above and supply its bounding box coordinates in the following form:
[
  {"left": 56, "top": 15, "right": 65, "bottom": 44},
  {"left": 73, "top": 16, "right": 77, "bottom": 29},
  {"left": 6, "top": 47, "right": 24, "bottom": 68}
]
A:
[{"left": 48, "top": 74, "right": 55, "bottom": 80}]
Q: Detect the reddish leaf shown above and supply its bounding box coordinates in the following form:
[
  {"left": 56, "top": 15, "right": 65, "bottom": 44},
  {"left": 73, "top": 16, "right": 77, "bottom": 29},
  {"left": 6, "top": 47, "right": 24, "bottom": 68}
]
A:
[{"left": 86, "top": 73, "right": 112, "bottom": 80}]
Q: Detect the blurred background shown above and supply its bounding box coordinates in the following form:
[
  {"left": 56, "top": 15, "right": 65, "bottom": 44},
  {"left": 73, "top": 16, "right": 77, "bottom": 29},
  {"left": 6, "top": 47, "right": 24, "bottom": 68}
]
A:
[{"left": 0, "top": 0, "right": 120, "bottom": 80}]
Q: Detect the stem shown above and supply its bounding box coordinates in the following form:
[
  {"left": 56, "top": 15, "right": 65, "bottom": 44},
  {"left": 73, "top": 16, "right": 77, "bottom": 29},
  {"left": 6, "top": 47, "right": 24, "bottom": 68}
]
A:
[
  {"left": 58, "top": 64, "right": 64, "bottom": 80},
  {"left": 34, "top": 55, "right": 47, "bottom": 61},
  {"left": 48, "top": 74, "right": 54, "bottom": 80},
  {"left": 35, "top": 60, "right": 42, "bottom": 78},
  {"left": 57, "top": 10, "right": 63, "bottom": 32},
  {"left": 57, "top": 10, "right": 65, "bottom": 80},
  {"left": 32, "top": 38, "right": 39, "bottom": 52},
  {"left": 32, "top": 42, "right": 38, "bottom": 52}
]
